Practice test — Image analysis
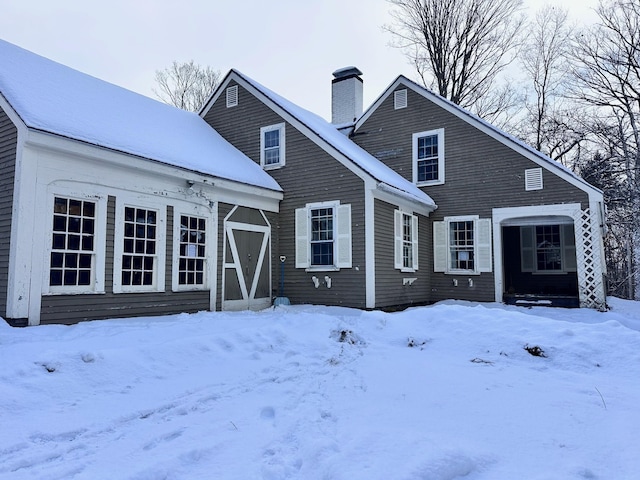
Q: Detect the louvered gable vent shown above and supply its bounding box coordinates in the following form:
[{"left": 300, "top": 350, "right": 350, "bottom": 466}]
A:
[
  {"left": 226, "top": 85, "right": 238, "bottom": 108},
  {"left": 394, "top": 89, "right": 407, "bottom": 109},
  {"left": 525, "top": 168, "right": 543, "bottom": 191}
]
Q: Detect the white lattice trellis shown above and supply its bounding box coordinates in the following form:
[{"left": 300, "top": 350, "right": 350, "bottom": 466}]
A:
[{"left": 574, "top": 208, "right": 607, "bottom": 310}]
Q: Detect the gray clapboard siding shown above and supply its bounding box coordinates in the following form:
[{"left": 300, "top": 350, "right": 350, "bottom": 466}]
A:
[
  {"left": 373, "top": 199, "right": 431, "bottom": 308},
  {"left": 40, "top": 291, "right": 210, "bottom": 325},
  {"left": 0, "top": 106, "right": 17, "bottom": 320},
  {"left": 354, "top": 85, "right": 590, "bottom": 303},
  {"left": 40, "top": 199, "right": 210, "bottom": 324},
  {"left": 353, "top": 86, "right": 590, "bottom": 217},
  {"left": 205, "top": 81, "right": 367, "bottom": 308}
]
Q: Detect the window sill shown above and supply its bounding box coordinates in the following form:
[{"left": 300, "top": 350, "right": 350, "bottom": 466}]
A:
[
  {"left": 416, "top": 179, "right": 444, "bottom": 187},
  {"left": 172, "top": 286, "right": 209, "bottom": 292},
  {"left": 400, "top": 267, "right": 416, "bottom": 273},
  {"left": 445, "top": 270, "right": 480, "bottom": 276},
  {"left": 305, "top": 266, "right": 340, "bottom": 272},
  {"left": 44, "top": 289, "right": 105, "bottom": 296},
  {"left": 263, "top": 163, "right": 284, "bottom": 171},
  {"left": 113, "top": 288, "right": 166, "bottom": 294}
]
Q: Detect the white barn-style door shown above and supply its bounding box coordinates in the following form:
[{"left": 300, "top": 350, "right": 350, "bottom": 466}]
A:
[{"left": 222, "top": 219, "right": 271, "bottom": 311}]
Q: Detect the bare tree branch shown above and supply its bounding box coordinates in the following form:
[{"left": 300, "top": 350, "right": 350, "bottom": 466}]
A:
[
  {"left": 384, "top": 0, "right": 525, "bottom": 122},
  {"left": 153, "top": 60, "right": 221, "bottom": 112}
]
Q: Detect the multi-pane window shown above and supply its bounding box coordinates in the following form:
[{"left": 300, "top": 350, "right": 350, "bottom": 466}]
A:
[
  {"left": 536, "top": 225, "right": 562, "bottom": 271},
  {"left": 179, "top": 215, "right": 206, "bottom": 286},
  {"left": 50, "top": 197, "right": 95, "bottom": 287},
  {"left": 121, "top": 207, "right": 157, "bottom": 287},
  {"left": 260, "top": 123, "right": 285, "bottom": 168},
  {"left": 311, "top": 207, "right": 334, "bottom": 266},
  {"left": 402, "top": 213, "right": 413, "bottom": 269},
  {"left": 416, "top": 134, "right": 439, "bottom": 182},
  {"left": 263, "top": 130, "right": 280, "bottom": 165},
  {"left": 413, "top": 129, "right": 444, "bottom": 185},
  {"left": 295, "top": 201, "right": 351, "bottom": 270},
  {"left": 449, "top": 220, "right": 475, "bottom": 271}
]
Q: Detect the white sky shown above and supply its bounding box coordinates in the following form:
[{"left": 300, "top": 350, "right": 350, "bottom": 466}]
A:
[{"left": 1, "top": 0, "right": 599, "bottom": 120}]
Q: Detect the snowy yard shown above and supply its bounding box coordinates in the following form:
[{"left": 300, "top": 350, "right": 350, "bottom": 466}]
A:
[{"left": 1, "top": 299, "right": 639, "bottom": 479}]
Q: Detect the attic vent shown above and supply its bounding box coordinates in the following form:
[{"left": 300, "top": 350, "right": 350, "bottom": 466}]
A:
[
  {"left": 525, "top": 168, "right": 543, "bottom": 191},
  {"left": 394, "top": 89, "right": 408, "bottom": 109},
  {"left": 226, "top": 85, "right": 238, "bottom": 108}
]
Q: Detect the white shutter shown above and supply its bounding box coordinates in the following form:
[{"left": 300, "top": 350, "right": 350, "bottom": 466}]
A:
[
  {"left": 520, "top": 226, "right": 535, "bottom": 272},
  {"left": 476, "top": 218, "right": 492, "bottom": 272},
  {"left": 563, "top": 224, "right": 577, "bottom": 272},
  {"left": 433, "top": 221, "right": 447, "bottom": 272},
  {"left": 412, "top": 214, "right": 419, "bottom": 270},
  {"left": 295, "top": 207, "right": 309, "bottom": 268},
  {"left": 336, "top": 204, "right": 352, "bottom": 268},
  {"left": 394, "top": 210, "right": 403, "bottom": 269}
]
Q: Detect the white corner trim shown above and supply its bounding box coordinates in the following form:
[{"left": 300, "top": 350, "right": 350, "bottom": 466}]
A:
[{"left": 365, "top": 179, "right": 376, "bottom": 308}]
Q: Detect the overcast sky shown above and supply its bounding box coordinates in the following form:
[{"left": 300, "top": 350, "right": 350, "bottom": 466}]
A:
[{"left": 2, "top": 0, "right": 599, "bottom": 120}]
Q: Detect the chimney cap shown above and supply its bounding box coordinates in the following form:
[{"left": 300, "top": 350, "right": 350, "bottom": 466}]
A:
[{"left": 332, "top": 66, "right": 363, "bottom": 79}]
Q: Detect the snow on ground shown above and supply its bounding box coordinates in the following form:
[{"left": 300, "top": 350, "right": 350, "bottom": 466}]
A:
[{"left": 1, "top": 299, "right": 639, "bottom": 479}]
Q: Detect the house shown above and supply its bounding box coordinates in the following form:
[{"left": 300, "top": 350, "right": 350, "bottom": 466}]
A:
[
  {"left": 350, "top": 75, "right": 606, "bottom": 309},
  {"left": 202, "top": 68, "right": 607, "bottom": 311},
  {"left": 0, "top": 41, "right": 607, "bottom": 326},
  {"left": 200, "top": 68, "right": 437, "bottom": 311},
  {"left": 0, "top": 40, "right": 282, "bottom": 326}
]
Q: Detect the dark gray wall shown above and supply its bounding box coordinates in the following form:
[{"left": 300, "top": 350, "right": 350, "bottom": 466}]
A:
[
  {"left": 205, "top": 81, "right": 367, "bottom": 308},
  {"left": 0, "top": 106, "right": 17, "bottom": 321},
  {"left": 40, "top": 197, "right": 210, "bottom": 324},
  {"left": 374, "top": 199, "right": 431, "bottom": 308},
  {"left": 353, "top": 84, "right": 591, "bottom": 303}
]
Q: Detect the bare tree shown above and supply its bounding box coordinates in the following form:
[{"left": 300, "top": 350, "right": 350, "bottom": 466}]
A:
[
  {"left": 154, "top": 61, "right": 221, "bottom": 112},
  {"left": 519, "top": 5, "right": 585, "bottom": 164},
  {"left": 384, "top": 0, "right": 525, "bottom": 121},
  {"left": 571, "top": 0, "right": 640, "bottom": 298}
]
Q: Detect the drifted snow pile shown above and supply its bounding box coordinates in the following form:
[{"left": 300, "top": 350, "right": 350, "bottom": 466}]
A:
[{"left": 1, "top": 299, "right": 639, "bottom": 479}]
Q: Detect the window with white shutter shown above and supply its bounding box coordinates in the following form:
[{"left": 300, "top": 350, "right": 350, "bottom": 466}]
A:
[
  {"left": 395, "top": 210, "right": 418, "bottom": 271},
  {"left": 295, "top": 201, "right": 351, "bottom": 271},
  {"left": 433, "top": 216, "right": 492, "bottom": 274}
]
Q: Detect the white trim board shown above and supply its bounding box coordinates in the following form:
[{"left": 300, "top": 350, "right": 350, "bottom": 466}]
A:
[{"left": 492, "top": 203, "right": 582, "bottom": 303}]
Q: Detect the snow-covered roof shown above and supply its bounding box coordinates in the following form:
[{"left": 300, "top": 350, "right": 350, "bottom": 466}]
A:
[
  {"left": 225, "top": 70, "right": 436, "bottom": 210},
  {"left": 358, "top": 75, "right": 601, "bottom": 196},
  {"left": 0, "top": 40, "right": 281, "bottom": 192}
]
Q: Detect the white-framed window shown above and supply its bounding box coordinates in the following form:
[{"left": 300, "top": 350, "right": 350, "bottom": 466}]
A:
[
  {"left": 295, "top": 201, "right": 352, "bottom": 271},
  {"left": 226, "top": 85, "right": 238, "bottom": 108},
  {"left": 394, "top": 210, "right": 418, "bottom": 271},
  {"left": 260, "top": 123, "right": 285, "bottom": 169},
  {"left": 413, "top": 128, "right": 445, "bottom": 186},
  {"left": 433, "top": 215, "right": 492, "bottom": 274},
  {"left": 521, "top": 224, "right": 576, "bottom": 274},
  {"left": 172, "top": 209, "right": 210, "bottom": 291},
  {"left": 48, "top": 195, "right": 105, "bottom": 293},
  {"left": 113, "top": 201, "right": 166, "bottom": 293}
]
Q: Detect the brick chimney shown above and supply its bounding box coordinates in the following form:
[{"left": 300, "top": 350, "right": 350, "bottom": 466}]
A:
[{"left": 331, "top": 67, "right": 363, "bottom": 124}]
